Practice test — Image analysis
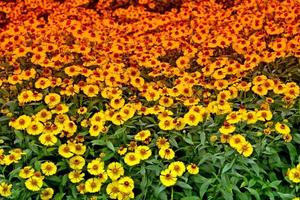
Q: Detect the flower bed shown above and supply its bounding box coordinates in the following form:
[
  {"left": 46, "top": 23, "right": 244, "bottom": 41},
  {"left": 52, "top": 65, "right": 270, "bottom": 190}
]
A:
[{"left": 0, "top": 0, "right": 300, "bottom": 199}]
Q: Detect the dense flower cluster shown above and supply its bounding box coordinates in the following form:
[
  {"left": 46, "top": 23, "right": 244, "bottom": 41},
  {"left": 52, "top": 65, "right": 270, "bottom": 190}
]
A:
[{"left": 0, "top": 0, "right": 299, "bottom": 199}]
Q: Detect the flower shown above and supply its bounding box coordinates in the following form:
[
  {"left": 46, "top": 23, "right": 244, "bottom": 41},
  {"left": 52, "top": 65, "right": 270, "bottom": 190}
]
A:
[
  {"left": 68, "top": 170, "right": 85, "bottom": 183},
  {"left": 106, "top": 181, "right": 120, "bottom": 199},
  {"left": 0, "top": 182, "right": 12, "bottom": 197},
  {"left": 159, "top": 148, "right": 175, "bottom": 160},
  {"left": 40, "top": 188, "right": 54, "bottom": 200},
  {"left": 275, "top": 122, "right": 291, "bottom": 135},
  {"left": 10, "top": 115, "right": 31, "bottom": 130},
  {"left": 118, "top": 176, "right": 134, "bottom": 193},
  {"left": 41, "top": 161, "right": 57, "bottom": 176},
  {"left": 168, "top": 161, "right": 186, "bottom": 177},
  {"left": 287, "top": 168, "right": 300, "bottom": 183},
  {"left": 229, "top": 134, "right": 246, "bottom": 149},
  {"left": 160, "top": 169, "right": 177, "bottom": 187},
  {"left": 69, "top": 156, "right": 86, "bottom": 170},
  {"left": 44, "top": 93, "right": 61, "bottom": 108},
  {"left": 82, "top": 85, "right": 99, "bottom": 97},
  {"left": 156, "top": 137, "right": 170, "bottom": 149},
  {"left": 135, "top": 145, "right": 152, "bottom": 160},
  {"left": 134, "top": 130, "right": 151, "bottom": 141},
  {"left": 58, "top": 143, "right": 74, "bottom": 158},
  {"left": 26, "top": 121, "right": 44, "bottom": 135},
  {"left": 124, "top": 152, "right": 141, "bottom": 166},
  {"left": 39, "top": 133, "right": 57, "bottom": 146},
  {"left": 19, "top": 166, "right": 35, "bottom": 179},
  {"left": 107, "top": 162, "right": 124, "bottom": 181},
  {"left": 85, "top": 178, "right": 102, "bottom": 193},
  {"left": 219, "top": 122, "right": 236, "bottom": 135},
  {"left": 87, "top": 158, "right": 105, "bottom": 175},
  {"left": 187, "top": 163, "right": 199, "bottom": 174},
  {"left": 25, "top": 177, "right": 43, "bottom": 191},
  {"left": 236, "top": 142, "right": 253, "bottom": 157}
]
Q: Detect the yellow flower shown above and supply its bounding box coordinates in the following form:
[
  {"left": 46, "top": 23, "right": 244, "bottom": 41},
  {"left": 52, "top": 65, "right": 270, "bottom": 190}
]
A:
[
  {"left": 219, "top": 123, "right": 236, "bottom": 135},
  {"left": 159, "top": 96, "right": 174, "bottom": 107},
  {"left": 124, "top": 152, "right": 141, "bottom": 166},
  {"left": 40, "top": 188, "right": 54, "bottom": 200},
  {"left": 0, "top": 182, "right": 12, "bottom": 197},
  {"left": 257, "top": 110, "right": 273, "bottom": 121},
  {"left": 76, "top": 183, "right": 86, "bottom": 194},
  {"left": 35, "top": 109, "right": 52, "bottom": 122},
  {"left": 58, "top": 143, "right": 74, "bottom": 158},
  {"left": 275, "top": 122, "right": 290, "bottom": 135},
  {"left": 118, "top": 176, "right": 134, "bottom": 193},
  {"left": 156, "top": 137, "right": 170, "bottom": 149},
  {"left": 160, "top": 169, "right": 177, "bottom": 187},
  {"left": 242, "top": 111, "right": 258, "bottom": 124},
  {"left": 44, "top": 93, "right": 61, "bottom": 108},
  {"left": 82, "top": 85, "right": 99, "bottom": 97},
  {"left": 39, "top": 133, "right": 57, "bottom": 146},
  {"left": 252, "top": 85, "right": 268, "bottom": 96},
  {"left": 287, "top": 168, "right": 300, "bottom": 183},
  {"left": 187, "top": 163, "right": 199, "bottom": 175},
  {"left": 134, "top": 130, "right": 151, "bottom": 141},
  {"left": 69, "top": 156, "right": 85, "bottom": 170},
  {"left": 10, "top": 115, "right": 31, "bottom": 130},
  {"left": 159, "top": 148, "right": 175, "bottom": 160},
  {"left": 236, "top": 142, "right": 253, "bottom": 157},
  {"left": 85, "top": 178, "right": 102, "bottom": 193},
  {"left": 68, "top": 170, "right": 85, "bottom": 183},
  {"left": 229, "top": 134, "right": 246, "bottom": 149},
  {"left": 26, "top": 121, "right": 44, "bottom": 135},
  {"left": 107, "top": 162, "right": 124, "bottom": 181},
  {"left": 77, "top": 107, "right": 87, "bottom": 114},
  {"left": 41, "top": 161, "right": 57, "bottom": 176},
  {"left": 183, "top": 112, "right": 202, "bottom": 126},
  {"left": 52, "top": 103, "right": 69, "bottom": 114},
  {"left": 3, "top": 152, "right": 22, "bottom": 165},
  {"left": 89, "top": 123, "right": 104, "bottom": 137},
  {"left": 106, "top": 181, "right": 120, "bottom": 199},
  {"left": 70, "top": 143, "right": 86, "bottom": 155},
  {"left": 63, "top": 120, "right": 77, "bottom": 136},
  {"left": 117, "top": 146, "right": 127, "bottom": 156},
  {"left": 110, "top": 98, "right": 125, "bottom": 110},
  {"left": 98, "top": 171, "right": 108, "bottom": 183},
  {"left": 158, "top": 117, "right": 174, "bottom": 131},
  {"left": 35, "top": 77, "right": 51, "bottom": 89},
  {"left": 25, "top": 177, "right": 43, "bottom": 191},
  {"left": 87, "top": 158, "right": 105, "bottom": 176},
  {"left": 19, "top": 166, "right": 35, "bottom": 179},
  {"left": 135, "top": 145, "right": 152, "bottom": 160},
  {"left": 168, "top": 161, "right": 186, "bottom": 177},
  {"left": 226, "top": 112, "right": 242, "bottom": 124},
  {"left": 18, "top": 90, "right": 33, "bottom": 104}
]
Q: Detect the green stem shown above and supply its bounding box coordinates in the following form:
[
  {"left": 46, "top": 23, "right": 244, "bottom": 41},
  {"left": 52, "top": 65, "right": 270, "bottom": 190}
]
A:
[{"left": 171, "top": 187, "right": 174, "bottom": 200}]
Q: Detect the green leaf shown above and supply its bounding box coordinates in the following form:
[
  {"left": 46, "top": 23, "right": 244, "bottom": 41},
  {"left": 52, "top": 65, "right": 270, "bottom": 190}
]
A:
[
  {"left": 268, "top": 180, "right": 281, "bottom": 189},
  {"left": 286, "top": 143, "right": 298, "bottom": 164},
  {"left": 176, "top": 181, "right": 193, "bottom": 190},
  {"left": 246, "top": 187, "right": 261, "bottom": 200},
  {"left": 277, "top": 192, "right": 295, "bottom": 199},
  {"left": 199, "top": 179, "right": 214, "bottom": 199},
  {"left": 169, "top": 137, "right": 179, "bottom": 148},
  {"left": 0, "top": 116, "right": 10, "bottom": 122},
  {"left": 220, "top": 189, "right": 233, "bottom": 200},
  {"left": 221, "top": 159, "right": 235, "bottom": 174},
  {"left": 91, "top": 139, "right": 105, "bottom": 146},
  {"left": 106, "top": 141, "right": 115, "bottom": 152},
  {"left": 154, "top": 185, "right": 165, "bottom": 197},
  {"left": 181, "top": 196, "right": 200, "bottom": 200},
  {"left": 159, "top": 191, "right": 168, "bottom": 200}
]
